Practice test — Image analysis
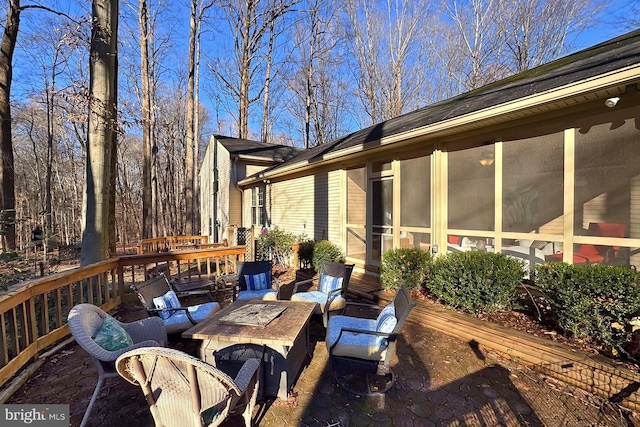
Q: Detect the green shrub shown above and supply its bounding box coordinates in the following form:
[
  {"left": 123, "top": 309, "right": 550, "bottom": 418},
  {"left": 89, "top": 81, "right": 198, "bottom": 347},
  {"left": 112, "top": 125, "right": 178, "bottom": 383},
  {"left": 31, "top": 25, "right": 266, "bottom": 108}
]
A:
[
  {"left": 380, "top": 248, "right": 431, "bottom": 291},
  {"left": 256, "top": 228, "right": 297, "bottom": 264},
  {"left": 312, "top": 240, "right": 344, "bottom": 271},
  {"left": 426, "top": 251, "right": 525, "bottom": 314},
  {"left": 533, "top": 262, "right": 640, "bottom": 356},
  {"left": 297, "top": 239, "right": 315, "bottom": 269}
]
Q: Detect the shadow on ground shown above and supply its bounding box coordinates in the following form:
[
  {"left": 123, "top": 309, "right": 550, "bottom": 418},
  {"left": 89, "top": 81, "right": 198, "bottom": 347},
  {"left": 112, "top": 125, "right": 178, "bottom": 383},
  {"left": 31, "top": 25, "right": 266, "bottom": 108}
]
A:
[{"left": 6, "top": 286, "right": 640, "bottom": 427}]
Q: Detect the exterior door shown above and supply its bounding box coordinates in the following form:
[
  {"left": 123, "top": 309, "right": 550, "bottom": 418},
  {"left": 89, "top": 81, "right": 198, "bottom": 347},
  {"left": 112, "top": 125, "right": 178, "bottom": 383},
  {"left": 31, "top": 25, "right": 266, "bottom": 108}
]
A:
[{"left": 370, "top": 177, "right": 393, "bottom": 266}]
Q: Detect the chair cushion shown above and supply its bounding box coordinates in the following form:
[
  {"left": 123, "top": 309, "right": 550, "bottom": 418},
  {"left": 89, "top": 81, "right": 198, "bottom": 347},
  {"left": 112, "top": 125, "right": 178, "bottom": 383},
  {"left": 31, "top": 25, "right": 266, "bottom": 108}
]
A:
[
  {"left": 319, "top": 274, "right": 343, "bottom": 294},
  {"left": 153, "top": 290, "right": 182, "bottom": 320},
  {"left": 162, "top": 302, "right": 220, "bottom": 334},
  {"left": 326, "top": 316, "right": 388, "bottom": 361},
  {"left": 238, "top": 289, "right": 278, "bottom": 301},
  {"left": 291, "top": 291, "right": 346, "bottom": 313},
  {"left": 376, "top": 303, "right": 397, "bottom": 334},
  {"left": 93, "top": 316, "right": 134, "bottom": 351},
  {"left": 244, "top": 272, "right": 271, "bottom": 291}
]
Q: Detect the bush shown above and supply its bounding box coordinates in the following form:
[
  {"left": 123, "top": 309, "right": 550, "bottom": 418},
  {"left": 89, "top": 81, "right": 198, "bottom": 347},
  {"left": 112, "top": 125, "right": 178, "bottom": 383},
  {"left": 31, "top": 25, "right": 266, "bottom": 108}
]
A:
[
  {"left": 533, "top": 262, "right": 640, "bottom": 356},
  {"left": 380, "top": 248, "right": 431, "bottom": 291},
  {"left": 426, "top": 251, "right": 525, "bottom": 315},
  {"left": 256, "top": 228, "right": 297, "bottom": 264},
  {"left": 312, "top": 240, "right": 344, "bottom": 271},
  {"left": 296, "top": 239, "right": 315, "bottom": 269}
]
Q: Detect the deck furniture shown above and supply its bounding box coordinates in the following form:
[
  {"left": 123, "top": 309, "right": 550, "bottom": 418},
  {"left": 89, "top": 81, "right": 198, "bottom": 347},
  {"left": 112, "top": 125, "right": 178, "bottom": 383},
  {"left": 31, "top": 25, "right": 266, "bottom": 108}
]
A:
[
  {"left": 546, "top": 222, "right": 627, "bottom": 264},
  {"left": 131, "top": 274, "right": 220, "bottom": 334},
  {"left": 183, "top": 299, "right": 316, "bottom": 399},
  {"left": 291, "top": 261, "right": 354, "bottom": 326},
  {"left": 326, "top": 285, "right": 415, "bottom": 395},
  {"left": 116, "top": 347, "right": 260, "bottom": 427},
  {"left": 232, "top": 261, "right": 279, "bottom": 301},
  {"left": 68, "top": 304, "right": 167, "bottom": 427}
]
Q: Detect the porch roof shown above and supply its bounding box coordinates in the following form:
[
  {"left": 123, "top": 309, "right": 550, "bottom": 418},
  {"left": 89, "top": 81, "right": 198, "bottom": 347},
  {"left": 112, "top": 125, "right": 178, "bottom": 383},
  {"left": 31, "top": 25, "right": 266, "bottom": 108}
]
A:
[
  {"left": 240, "top": 29, "right": 640, "bottom": 185},
  {"left": 214, "top": 134, "right": 303, "bottom": 164}
]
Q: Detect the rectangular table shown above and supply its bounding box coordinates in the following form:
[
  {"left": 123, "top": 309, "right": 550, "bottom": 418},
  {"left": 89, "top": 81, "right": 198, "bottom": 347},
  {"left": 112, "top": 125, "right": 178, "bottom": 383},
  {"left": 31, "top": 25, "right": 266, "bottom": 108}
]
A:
[{"left": 182, "top": 299, "right": 316, "bottom": 399}]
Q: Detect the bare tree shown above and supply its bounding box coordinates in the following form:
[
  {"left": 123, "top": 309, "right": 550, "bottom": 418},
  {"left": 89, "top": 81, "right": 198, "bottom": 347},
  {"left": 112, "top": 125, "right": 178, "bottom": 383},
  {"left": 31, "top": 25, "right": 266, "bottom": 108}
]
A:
[
  {"left": 343, "top": 0, "right": 432, "bottom": 125},
  {"left": 209, "top": 0, "right": 298, "bottom": 140},
  {"left": 497, "top": 0, "right": 602, "bottom": 73},
  {"left": 0, "top": 0, "right": 21, "bottom": 252},
  {"left": 285, "top": 0, "right": 349, "bottom": 147},
  {"left": 81, "top": 0, "right": 118, "bottom": 264},
  {"left": 186, "top": 0, "right": 215, "bottom": 235},
  {"left": 139, "top": 0, "right": 154, "bottom": 239}
]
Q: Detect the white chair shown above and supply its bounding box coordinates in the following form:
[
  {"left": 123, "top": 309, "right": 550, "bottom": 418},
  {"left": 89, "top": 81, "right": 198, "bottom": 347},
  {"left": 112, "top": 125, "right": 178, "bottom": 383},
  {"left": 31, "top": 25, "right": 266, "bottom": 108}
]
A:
[
  {"left": 68, "top": 304, "right": 167, "bottom": 427},
  {"left": 116, "top": 347, "right": 260, "bottom": 427}
]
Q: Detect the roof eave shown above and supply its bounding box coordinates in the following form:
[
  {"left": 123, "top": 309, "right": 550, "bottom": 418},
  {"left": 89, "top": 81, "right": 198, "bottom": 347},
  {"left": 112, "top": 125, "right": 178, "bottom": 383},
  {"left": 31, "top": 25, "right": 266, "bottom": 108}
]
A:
[{"left": 238, "top": 63, "right": 640, "bottom": 187}]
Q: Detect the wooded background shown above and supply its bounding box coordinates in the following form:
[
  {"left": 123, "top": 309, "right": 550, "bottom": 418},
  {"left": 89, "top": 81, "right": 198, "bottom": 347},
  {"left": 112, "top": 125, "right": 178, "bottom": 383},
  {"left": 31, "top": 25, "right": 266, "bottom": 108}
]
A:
[{"left": 2, "top": 0, "right": 638, "bottom": 257}]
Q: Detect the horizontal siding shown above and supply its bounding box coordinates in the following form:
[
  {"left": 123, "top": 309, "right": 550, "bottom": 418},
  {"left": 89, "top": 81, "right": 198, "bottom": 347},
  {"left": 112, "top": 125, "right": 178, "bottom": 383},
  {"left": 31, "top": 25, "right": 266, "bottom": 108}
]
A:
[
  {"left": 269, "top": 168, "right": 344, "bottom": 250},
  {"left": 271, "top": 175, "right": 315, "bottom": 238}
]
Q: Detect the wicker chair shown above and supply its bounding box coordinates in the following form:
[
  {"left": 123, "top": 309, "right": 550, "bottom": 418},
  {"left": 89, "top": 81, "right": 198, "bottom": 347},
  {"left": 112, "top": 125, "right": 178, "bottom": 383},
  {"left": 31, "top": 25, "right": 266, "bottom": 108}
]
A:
[
  {"left": 131, "top": 274, "right": 220, "bottom": 334},
  {"left": 325, "top": 285, "right": 415, "bottom": 395},
  {"left": 68, "top": 304, "right": 167, "bottom": 427},
  {"left": 116, "top": 347, "right": 260, "bottom": 427},
  {"left": 291, "top": 261, "right": 354, "bottom": 326}
]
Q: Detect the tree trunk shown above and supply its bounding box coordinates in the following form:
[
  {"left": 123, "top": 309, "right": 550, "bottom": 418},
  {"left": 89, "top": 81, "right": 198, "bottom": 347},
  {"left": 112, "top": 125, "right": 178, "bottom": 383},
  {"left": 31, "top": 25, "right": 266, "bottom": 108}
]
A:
[
  {"left": 139, "top": 0, "right": 153, "bottom": 239},
  {"left": 81, "top": 0, "right": 118, "bottom": 265},
  {"left": 185, "top": 0, "right": 197, "bottom": 234},
  {"left": 0, "top": 0, "right": 20, "bottom": 252}
]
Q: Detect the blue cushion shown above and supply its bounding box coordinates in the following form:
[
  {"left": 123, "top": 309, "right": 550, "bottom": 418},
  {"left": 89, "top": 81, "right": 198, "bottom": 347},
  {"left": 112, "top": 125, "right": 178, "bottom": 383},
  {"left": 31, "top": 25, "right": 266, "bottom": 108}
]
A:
[
  {"left": 153, "top": 290, "right": 181, "bottom": 320},
  {"left": 376, "top": 303, "right": 395, "bottom": 329},
  {"left": 319, "top": 274, "right": 343, "bottom": 294},
  {"left": 93, "top": 316, "right": 133, "bottom": 351},
  {"left": 162, "top": 302, "right": 219, "bottom": 326},
  {"left": 376, "top": 303, "right": 397, "bottom": 345},
  {"left": 245, "top": 272, "right": 270, "bottom": 291}
]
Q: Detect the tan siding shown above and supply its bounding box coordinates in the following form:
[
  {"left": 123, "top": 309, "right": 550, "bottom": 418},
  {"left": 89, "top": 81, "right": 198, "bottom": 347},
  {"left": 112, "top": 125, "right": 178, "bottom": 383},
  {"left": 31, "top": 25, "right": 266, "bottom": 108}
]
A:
[
  {"left": 217, "top": 147, "right": 232, "bottom": 241},
  {"left": 271, "top": 175, "right": 315, "bottom": 237},
  {"left": 246, "top": 164, "right": 269, "bottom": 177},
  {"left": 199, "top": 139, "right": 215, "bottom": 239},
  {"left": 268, "top": 168, "right": 344, "bottom": 250}
]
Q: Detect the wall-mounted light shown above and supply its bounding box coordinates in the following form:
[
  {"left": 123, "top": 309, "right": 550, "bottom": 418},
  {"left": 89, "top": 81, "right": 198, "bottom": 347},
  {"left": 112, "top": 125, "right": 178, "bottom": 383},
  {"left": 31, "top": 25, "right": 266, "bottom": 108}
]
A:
[{"left": 605, "top": 96, "right": 620, "bottom": 108}]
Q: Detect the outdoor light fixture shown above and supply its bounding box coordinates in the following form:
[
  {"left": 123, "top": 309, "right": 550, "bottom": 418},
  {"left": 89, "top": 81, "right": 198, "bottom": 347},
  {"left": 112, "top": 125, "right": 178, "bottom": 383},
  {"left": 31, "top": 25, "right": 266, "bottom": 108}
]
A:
[
  {"left": 605, "top": 96, "right": 620, "bottom": 108},
  {"left": 478, "top": 151, "right": 494, "bottom": 166}
]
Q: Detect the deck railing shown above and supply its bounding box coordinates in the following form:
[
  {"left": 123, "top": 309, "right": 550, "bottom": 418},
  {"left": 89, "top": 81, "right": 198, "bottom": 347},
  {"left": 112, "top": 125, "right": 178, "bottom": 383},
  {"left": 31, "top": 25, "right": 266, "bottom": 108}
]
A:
[
  {"left": 136, "top": 235, "right": 210, "bottom": 254},
  {"left": 0, "top": 245, "right": 246, "bottom": 387}
]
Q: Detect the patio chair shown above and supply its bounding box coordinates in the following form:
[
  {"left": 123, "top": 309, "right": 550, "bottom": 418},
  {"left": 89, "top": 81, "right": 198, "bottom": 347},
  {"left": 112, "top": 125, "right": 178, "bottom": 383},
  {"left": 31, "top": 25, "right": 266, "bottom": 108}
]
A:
[
  {"left": 325, "top": 285, "right": 415, "bottom": 396},
  {"left": 116, "top": 347, "right": 260, "bottom": 427},
  {"left": 233, "top": 261, "right": 279, "bottom": 301},
  {"left": 291, "top": 261, "right": 354, "bottom": 327},
  {"left": 68, "top": 304, "right": 167, "bottom": 427},
  {"left": 131, "top": 274, "right": 220, "bottom": 334},
  {"left": 546, "top": 222, "right": 627, "bottom": 264}
]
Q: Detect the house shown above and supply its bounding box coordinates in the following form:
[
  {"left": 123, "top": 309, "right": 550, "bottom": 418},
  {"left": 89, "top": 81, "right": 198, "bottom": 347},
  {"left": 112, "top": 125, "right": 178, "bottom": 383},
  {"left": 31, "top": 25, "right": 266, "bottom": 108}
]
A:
[
  {"left": 199, "top": 135, "right": 302, "bottom": 243},
  {"left": 201, "top": 30, "right": 640, "bottom": 273}
]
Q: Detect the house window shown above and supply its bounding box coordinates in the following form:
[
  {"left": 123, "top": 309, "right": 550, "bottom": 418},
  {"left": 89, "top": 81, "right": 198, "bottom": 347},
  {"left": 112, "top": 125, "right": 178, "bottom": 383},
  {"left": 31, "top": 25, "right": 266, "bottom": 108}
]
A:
[{"left": 251, "top": 187, "right": 266, "bottom": 226}]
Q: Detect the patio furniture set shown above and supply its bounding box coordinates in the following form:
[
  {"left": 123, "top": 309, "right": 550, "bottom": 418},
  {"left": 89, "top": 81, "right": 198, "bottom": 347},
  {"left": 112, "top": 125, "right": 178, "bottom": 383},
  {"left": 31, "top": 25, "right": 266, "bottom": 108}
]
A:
[{"left": 68, "top": 261, "right": 415, "bottom": 427}]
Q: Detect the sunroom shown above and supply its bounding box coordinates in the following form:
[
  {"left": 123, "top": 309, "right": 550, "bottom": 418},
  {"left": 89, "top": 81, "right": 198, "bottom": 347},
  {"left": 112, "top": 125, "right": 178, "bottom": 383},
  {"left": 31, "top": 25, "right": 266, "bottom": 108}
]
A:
[{"left": 234, "top": 30, "right": 640, "bottom": 274}]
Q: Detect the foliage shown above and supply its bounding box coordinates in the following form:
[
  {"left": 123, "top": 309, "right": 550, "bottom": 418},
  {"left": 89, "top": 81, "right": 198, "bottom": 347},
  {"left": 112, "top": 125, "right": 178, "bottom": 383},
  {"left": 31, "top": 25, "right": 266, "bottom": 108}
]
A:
[
  {"left": 380, "top": 248, "right": 432, "bottom": 291},
  {"left": 256, "top": 228, "right": 297, "bottom": 265},
  {"left": 297, "top": 238, "right": 315, "bottom": 269},
  {"left": 312, "top": 240, "right": 344, "bottom": 271},
  {"left": 533, "top": 263, "right": 640, "bottom": 356},
  {"left": 426, "top": 251, "right": 525, "bottom": 315}
]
